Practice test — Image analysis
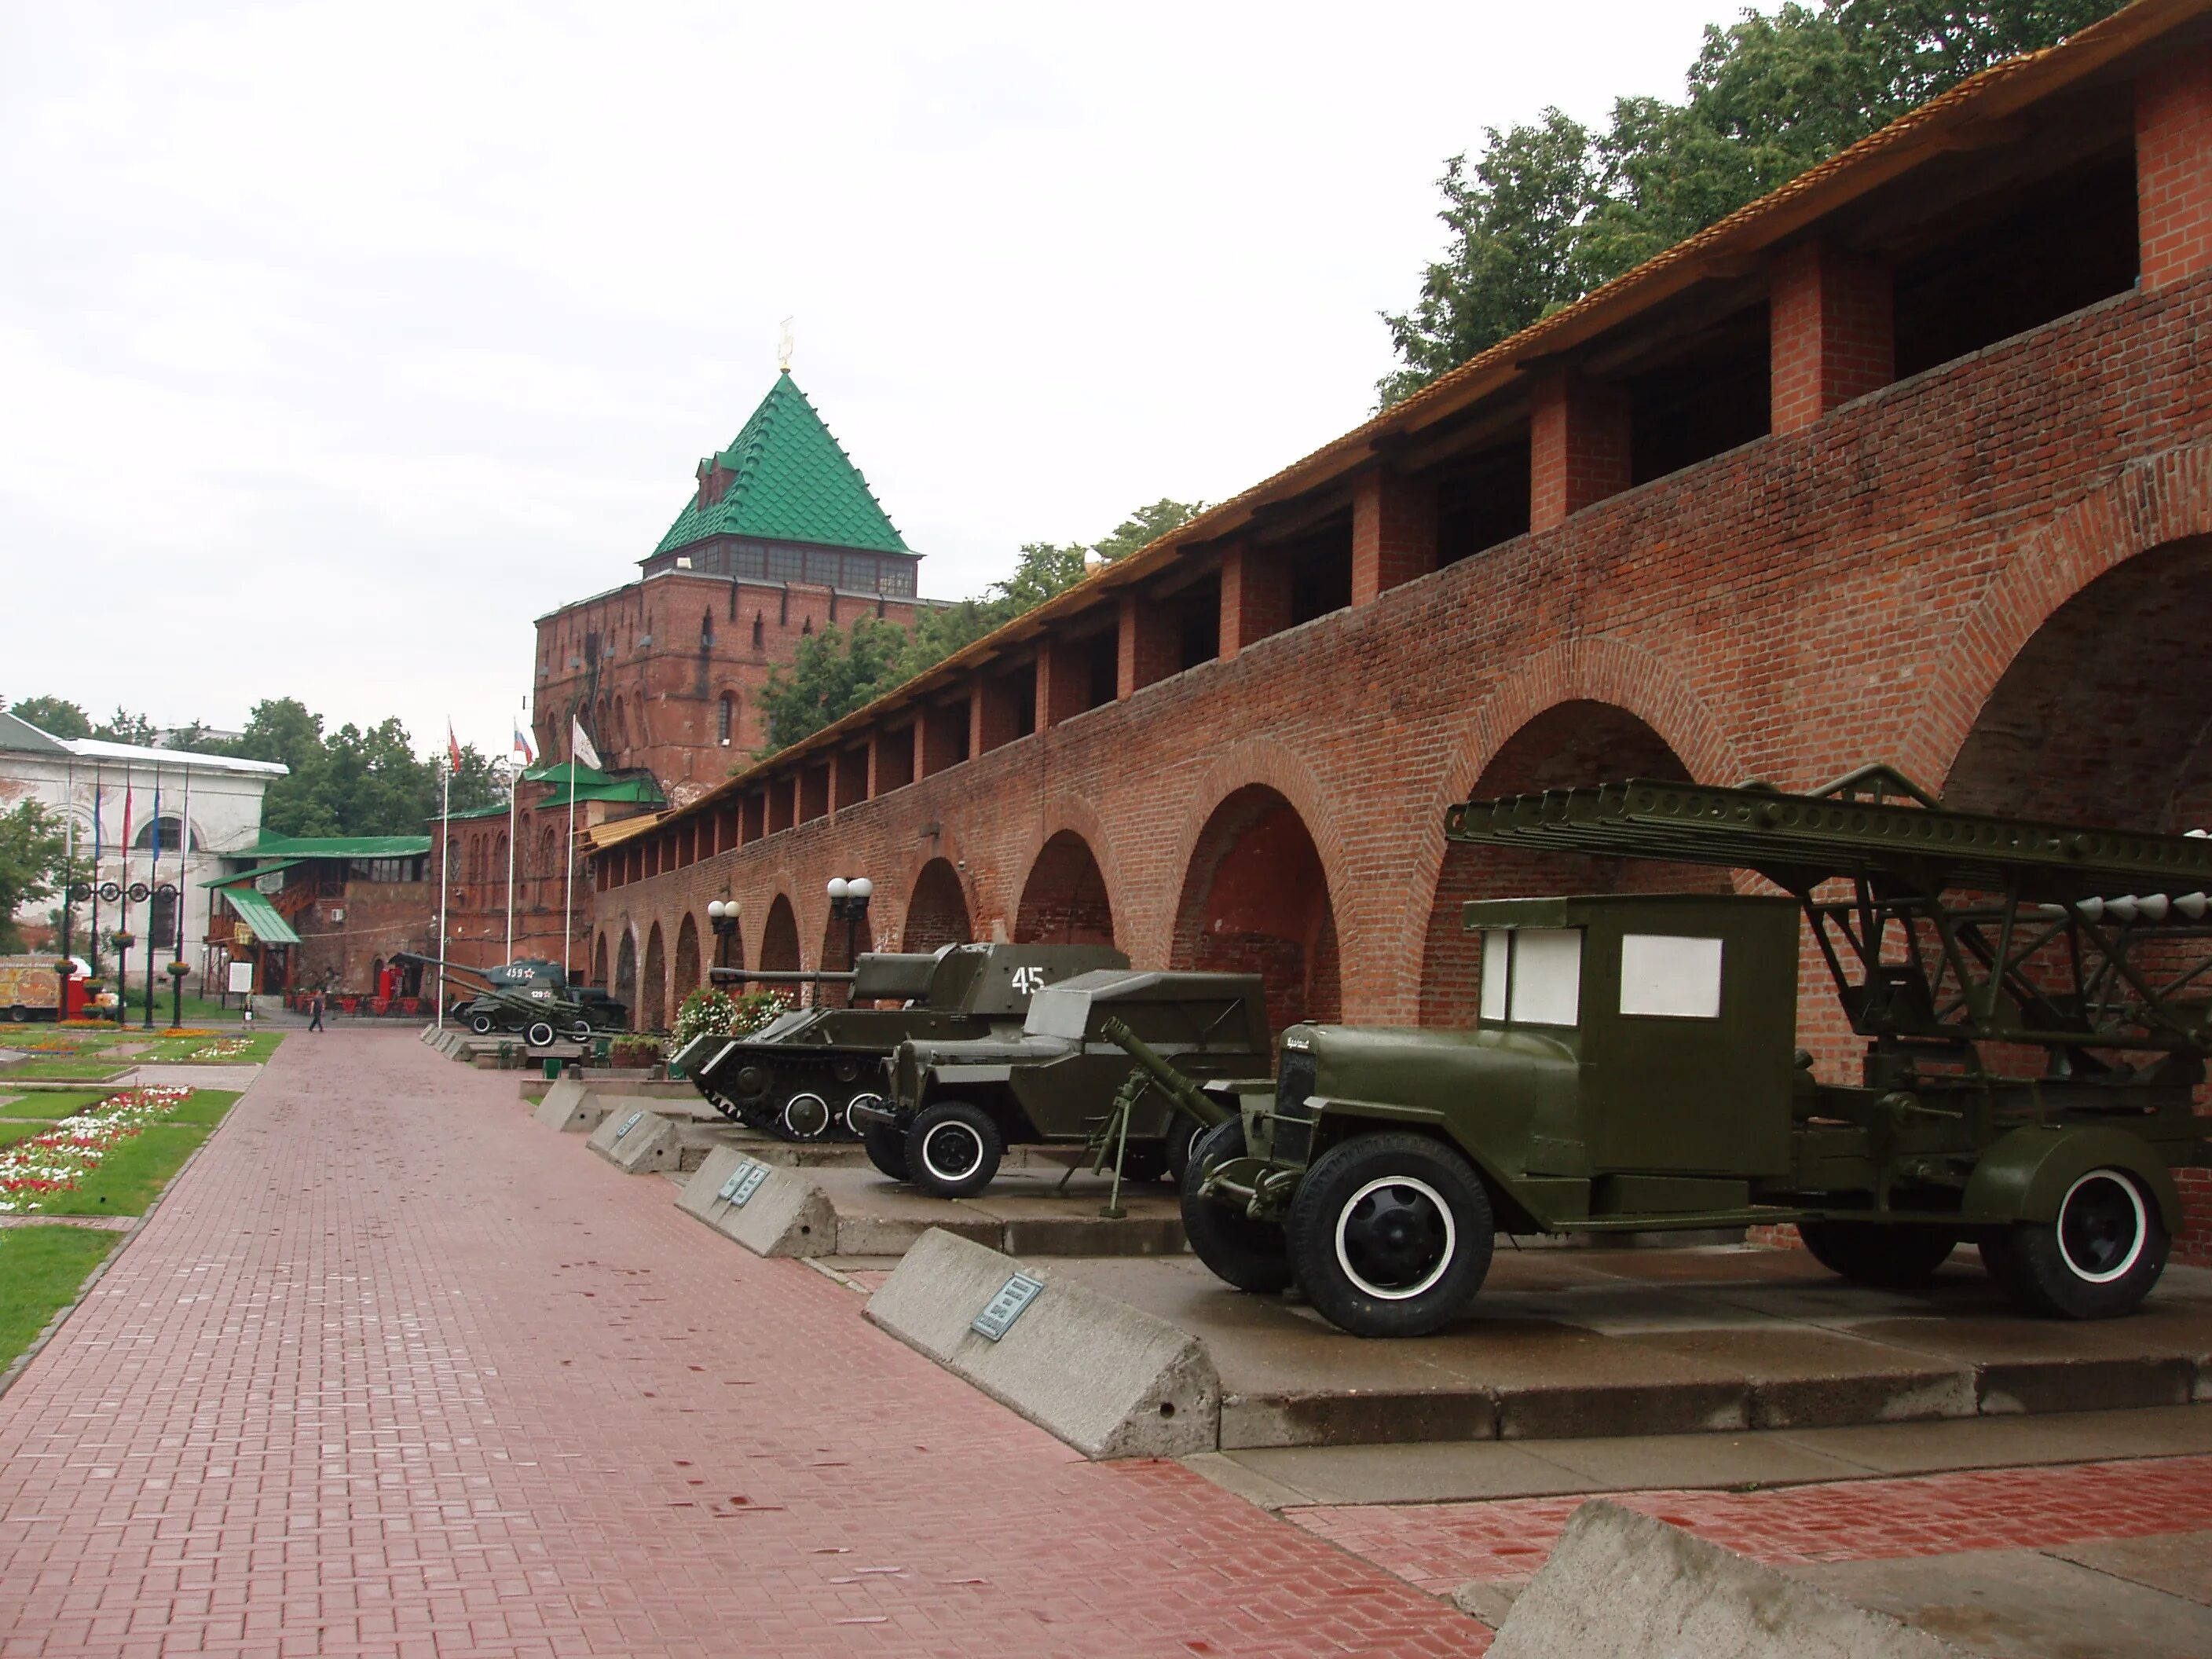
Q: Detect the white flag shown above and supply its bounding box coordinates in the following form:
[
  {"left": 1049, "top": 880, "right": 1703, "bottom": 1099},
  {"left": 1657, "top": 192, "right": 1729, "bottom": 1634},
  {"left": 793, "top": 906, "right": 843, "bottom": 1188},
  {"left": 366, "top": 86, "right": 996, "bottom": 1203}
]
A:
[{"left": 570, "top": 717, "right": 602, "bottom": 771}]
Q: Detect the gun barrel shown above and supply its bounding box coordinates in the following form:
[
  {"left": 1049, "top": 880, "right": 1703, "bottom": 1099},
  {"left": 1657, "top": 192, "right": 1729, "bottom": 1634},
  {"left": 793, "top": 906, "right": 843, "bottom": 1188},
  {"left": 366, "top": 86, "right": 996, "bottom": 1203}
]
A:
[
  {"left": 1097, "top": 1016, "right": 1233, "bottom": 1130},
  {"left": 709, "top": 968, "right": 859, "bottom": 987}
]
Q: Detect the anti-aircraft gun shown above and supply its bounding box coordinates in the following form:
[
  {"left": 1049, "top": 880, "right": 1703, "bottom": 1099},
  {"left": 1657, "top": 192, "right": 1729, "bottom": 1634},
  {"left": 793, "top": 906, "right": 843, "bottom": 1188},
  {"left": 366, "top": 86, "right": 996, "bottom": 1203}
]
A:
[
  {"left": 393, "top": 951, "right": 630, "bottom": 1048},
  {"left": 672, "top": 943, "right": 1126, "bottom": 1141},
  {"left": 1161, "top": 765, "right": 2212, "bottom": 1338}
]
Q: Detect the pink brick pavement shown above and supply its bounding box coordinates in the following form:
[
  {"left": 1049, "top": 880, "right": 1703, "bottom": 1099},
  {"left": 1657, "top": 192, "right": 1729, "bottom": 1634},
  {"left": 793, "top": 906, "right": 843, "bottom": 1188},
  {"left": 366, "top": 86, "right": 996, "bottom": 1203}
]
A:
[{"left": 0, "top": 1030, "right": 1485, "bottom": 1659}]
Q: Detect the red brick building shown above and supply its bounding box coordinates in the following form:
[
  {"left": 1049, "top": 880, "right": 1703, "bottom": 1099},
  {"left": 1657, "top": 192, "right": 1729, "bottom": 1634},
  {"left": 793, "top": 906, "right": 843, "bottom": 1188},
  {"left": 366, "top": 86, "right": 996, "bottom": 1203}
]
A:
[
  {"left": 576, "top": 3, "right": 2212, "bottom": 1246},
  {"left": 201, "top": 836, "right": 434, "bottom": 1007},
  {"left": 433, "top": 372, "right": 931, "bottom": 981}
]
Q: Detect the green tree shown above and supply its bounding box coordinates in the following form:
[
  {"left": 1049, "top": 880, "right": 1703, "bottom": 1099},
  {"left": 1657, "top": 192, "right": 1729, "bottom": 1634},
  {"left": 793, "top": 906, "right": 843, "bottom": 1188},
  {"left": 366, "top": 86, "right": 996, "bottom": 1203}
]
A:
[
  {"left": 1093, "top": 499, "right": 1205, "bottom": 562},
  {"left": 0, "top": 800, "right": 69, "bottom": 953},
  {"left": 91, "top": 709, "right": 158, "bottom": 745},
  {"left": 3, "top": 697, "right": 92, "bottom": 739},
  {"left": 757, "top": 614, "right": 916, "bottom": 753},
  {"left": 1379, "top": 1, "right": 2127, "bottom": 405}
]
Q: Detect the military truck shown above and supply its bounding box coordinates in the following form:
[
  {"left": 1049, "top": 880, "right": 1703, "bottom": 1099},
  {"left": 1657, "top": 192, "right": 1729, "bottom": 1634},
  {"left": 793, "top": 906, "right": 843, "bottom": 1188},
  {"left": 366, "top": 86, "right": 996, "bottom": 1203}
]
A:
[
  {"left": 674, "top": 943, "right": 1126, "bottom": 1141},
  {"left": 1156, "top": 767, "right": 2212, "bottom": 1338},
  {"left": 395, "top": 952, "right": 630, "bottom": 1046},
  {"left": 861, "top": 967, "right": 1273, "bottom": 1198}
]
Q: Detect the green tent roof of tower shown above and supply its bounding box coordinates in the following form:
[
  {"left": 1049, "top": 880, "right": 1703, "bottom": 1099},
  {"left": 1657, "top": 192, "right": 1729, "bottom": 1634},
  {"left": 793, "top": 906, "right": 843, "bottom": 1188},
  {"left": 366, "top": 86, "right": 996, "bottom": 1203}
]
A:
[{"left": 654, "top": 372, "right": 910, "bottom": 558}]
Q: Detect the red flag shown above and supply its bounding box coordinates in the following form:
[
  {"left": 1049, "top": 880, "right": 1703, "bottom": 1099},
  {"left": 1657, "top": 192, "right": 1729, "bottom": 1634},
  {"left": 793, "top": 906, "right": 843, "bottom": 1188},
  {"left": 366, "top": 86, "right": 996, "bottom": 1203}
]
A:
[{"left": 447, "top": 722, "right": 464, "bottom": 775}]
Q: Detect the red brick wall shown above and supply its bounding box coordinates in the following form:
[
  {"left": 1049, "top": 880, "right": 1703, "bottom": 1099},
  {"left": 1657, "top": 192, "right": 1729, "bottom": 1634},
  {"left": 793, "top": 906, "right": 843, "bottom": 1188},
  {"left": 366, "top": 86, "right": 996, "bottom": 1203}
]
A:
[
  {"left": 589, "top": 269, "right": 2212, "bottom": 1260},
  {"left": 2139, "top": 47, "right": 2212, "bottom": 291},
  {"left": 1770, "top": 240, "right": 1895, "bottom": 433}
]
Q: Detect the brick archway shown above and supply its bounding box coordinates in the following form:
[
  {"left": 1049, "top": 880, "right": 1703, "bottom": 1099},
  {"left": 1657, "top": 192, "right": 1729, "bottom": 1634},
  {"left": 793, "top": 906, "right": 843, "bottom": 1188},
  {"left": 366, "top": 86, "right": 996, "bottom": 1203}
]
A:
[
  {"left": 903, "top": 859, "right": 973, "bottom": 951},
  {"left": 641, "top": 921, "right": 668, "bottom": 1031},
  {"left": 1416, "top": 701, "right": 1727, "bottom": 1028},
  {"left": 613, "top": 926, "right": 638, "bottom": 1014},
  {"left": 591, "top": 931, "right": 609, "bottom": 990},
  {"left": 1170, "top": 785, "right": 1340, "bottom": 1035},
  {"left": 1015, "top": 830, "right": 1117, "bottom": 947},
  {"left": 672, "top": 914, "right": 702, "bottom": 1009},
  {"left": 1910, "top": 440, "right": 2212, "bottom": 786},
  {"left": 759, "top": 894, "right": 800, "bottom": 974},
  {"left": 818, "top": 899, "right": 875, "bottom": 1007}
]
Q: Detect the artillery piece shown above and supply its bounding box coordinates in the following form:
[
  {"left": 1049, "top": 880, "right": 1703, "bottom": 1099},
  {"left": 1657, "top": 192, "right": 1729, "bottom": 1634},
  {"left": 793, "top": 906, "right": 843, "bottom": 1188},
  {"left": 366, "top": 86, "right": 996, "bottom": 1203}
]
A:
[
  {"left": 394, "top": 951, "right": 629, "bottom": 1048},
  {"left": 672, "top": 943, "right": 1126, "bottom": 1142},
  {"left": 1157, "top": 764, "right": 2212, "bottom": 1337}
]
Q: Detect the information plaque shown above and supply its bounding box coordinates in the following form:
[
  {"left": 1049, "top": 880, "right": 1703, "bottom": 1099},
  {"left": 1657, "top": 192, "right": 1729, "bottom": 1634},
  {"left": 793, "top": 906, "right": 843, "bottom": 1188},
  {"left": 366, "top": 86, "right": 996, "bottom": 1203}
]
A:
[
  {"left": 717, "top": 1159, "right": 770, "bottom": 1208},
  {"left": 972, "top": 1272, "right": 1046, "bottom": 1342},
  {"left": 613, "top": 1110, "right": 646, "bottom": 1141}
]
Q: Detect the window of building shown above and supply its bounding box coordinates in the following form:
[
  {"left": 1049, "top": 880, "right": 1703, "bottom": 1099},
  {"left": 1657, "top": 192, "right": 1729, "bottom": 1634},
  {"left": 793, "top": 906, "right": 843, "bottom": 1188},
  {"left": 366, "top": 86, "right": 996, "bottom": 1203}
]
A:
[
  {"left": 752, "top": 612, "right": 765, "bottom": 650},
  {"left": 717, "top": 694, "right": 737, "bottom": 746},
  {"left": 132, "top": 815, "right": 191, "bottom": 853}
]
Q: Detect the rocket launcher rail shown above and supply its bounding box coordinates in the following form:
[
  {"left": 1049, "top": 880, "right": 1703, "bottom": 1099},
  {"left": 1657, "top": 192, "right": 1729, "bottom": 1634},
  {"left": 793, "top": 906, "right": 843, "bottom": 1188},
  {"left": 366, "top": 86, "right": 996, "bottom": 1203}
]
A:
[{"left": 1446, "top": 764, "right": 2212, "bottom": 1062}]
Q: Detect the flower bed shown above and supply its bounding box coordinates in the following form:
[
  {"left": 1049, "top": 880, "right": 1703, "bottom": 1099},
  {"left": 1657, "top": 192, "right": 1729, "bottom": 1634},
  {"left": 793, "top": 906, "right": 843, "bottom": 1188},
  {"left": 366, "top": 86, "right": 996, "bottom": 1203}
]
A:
[
  {"left": 185, "top": 1038, "right": 251, "bottom": 1061},
  {"left": 0, "top": 1086, "right": 194, "bottom": 1214}
]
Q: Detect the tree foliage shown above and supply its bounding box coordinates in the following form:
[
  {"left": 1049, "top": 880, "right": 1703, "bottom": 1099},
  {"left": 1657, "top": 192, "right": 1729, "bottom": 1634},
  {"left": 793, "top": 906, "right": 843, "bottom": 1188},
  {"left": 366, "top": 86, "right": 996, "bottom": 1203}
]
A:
[
  {"left": 1379, "top": 0, "right": 2126, "bottom": 405},
  {"left": 756, "top": 500, "right": 1204, "bottom": 753},
  {"left": 0, "top": 799, "right": 69, "bottom": 952}
]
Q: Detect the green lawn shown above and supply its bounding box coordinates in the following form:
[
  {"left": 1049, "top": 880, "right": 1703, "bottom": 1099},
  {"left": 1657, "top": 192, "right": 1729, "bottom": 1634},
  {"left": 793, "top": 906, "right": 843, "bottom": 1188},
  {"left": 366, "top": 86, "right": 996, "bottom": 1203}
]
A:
[
  {"left": 0, "top": 1118, "right": 61, "bottom": 1148},
  {"left": 160, "top": 1089, "right": 242, "bottom": 1128},
  {"left": 0, "top": 1091, "right": 104, "bottom": 1118},
  {"left": 0, "top": 1227, "right": 121, "bottom": 1374},
  {"left": 141, "top": 1032, "right": 285, "bottom": 1065},
  {"left": 38, "top": 1124, "right": 212, "bottom": 1216}
]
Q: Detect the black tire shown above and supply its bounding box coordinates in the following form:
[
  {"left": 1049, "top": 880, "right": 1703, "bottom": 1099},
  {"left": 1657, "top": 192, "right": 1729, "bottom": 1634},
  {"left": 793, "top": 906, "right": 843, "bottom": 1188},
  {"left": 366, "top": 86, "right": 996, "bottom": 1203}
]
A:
[
  {"left": 1987, "top": 1166, "right": 2169, "bottom": 1319},
  {"left": 779, "top": 1090, "right": 835, "bottom": 1141},
  {"left": 569, "top": 1020, "right": 593, "bottom": 1044},
  {"left": 1288, "top": 1133, "right": 1493, "bottom": 1337},
  {"left": 8, "top": 1004, "right": 27, "bottom": 1023},
  {"left": 862, "top": 1122, "right": 912, "bottom": 1182},
  {"left": 524, "top": 1020, "right": 557, "bottom": 1049},
  {"left": 1798, "top": 1220, "right": 1958, "bottom": 1289},
  {"left": 469, "top": 1013, "right": 495, "bottom": 1035},
  {"left": 906, "top": 1101, "right": 1002, "bottom": 1199},
  {"left": 1163, "top": 1114, "right": 1207, "bottom": 1188},
  {"left": 1180, "top": 1119, "right": 1293, "bottom": 1294}
]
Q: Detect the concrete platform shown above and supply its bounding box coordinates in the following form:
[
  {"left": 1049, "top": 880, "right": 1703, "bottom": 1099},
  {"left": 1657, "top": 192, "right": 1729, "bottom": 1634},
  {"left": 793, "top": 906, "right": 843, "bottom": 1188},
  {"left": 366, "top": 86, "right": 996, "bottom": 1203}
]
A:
[
  {"left": 1035, "top": 1246, "right": 2212, "bottom": 1452},
  {"left": 783, "top": 1163, "right": 1185, "bottom": 1257}
]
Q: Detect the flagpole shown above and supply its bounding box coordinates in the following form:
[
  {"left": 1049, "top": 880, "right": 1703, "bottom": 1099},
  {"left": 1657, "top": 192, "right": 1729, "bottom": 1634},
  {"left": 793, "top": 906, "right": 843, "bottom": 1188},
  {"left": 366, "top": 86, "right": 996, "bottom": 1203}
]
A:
[
  {"left": 563, "top": 753, "right": 577, "bottom": 978},
  {"left": 178, "top": 765, "right": 195, "bottom": 1018},
  {"left": 436, "top": 758, "right": 451, "bottom": 1030}
]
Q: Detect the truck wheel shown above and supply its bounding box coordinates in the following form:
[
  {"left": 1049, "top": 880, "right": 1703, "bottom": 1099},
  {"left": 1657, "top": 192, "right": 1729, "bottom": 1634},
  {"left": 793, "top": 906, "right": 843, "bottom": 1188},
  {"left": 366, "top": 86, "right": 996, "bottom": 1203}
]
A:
[
  {"left": 906, "top": 1101, "right": 1002, "bottom": 1199},
  {"left": 1163, "top": 1115, "right": 1207, "bottom": 1187},
  {"left": 469, "top": 1013, "right": 496, "bottom": 1035},
  {"left": 1985, "top": 1166, "right": 2169, "bottom": 1319},
  {"left": 862, "top": 1123, "right": 912, "bottom": 1182},
  {"left": 568, "top": 1020, "right": 593, "bottom": 1044},
  {"left": 525, "top": 1020, "right": 557, "bottom": 1049},
  {"left": 1180, "top": 1120, "right": 1292, "bottom": 1294},
  {"left": 843, "top": 1092, "right": 884, "bottom": 1138},
  {"left": 779, "top": 1090, "right": 834, "bottom": 1141},
  {"left": 1289, "top": 1133, "right": 1493, "bottom": 1337},
  {"left": 7, "top": 1005, "right": 26, "bottom": 1023},
  {"left": 1798, "top": 1221, "right": 1958, "bottom": 1290}
]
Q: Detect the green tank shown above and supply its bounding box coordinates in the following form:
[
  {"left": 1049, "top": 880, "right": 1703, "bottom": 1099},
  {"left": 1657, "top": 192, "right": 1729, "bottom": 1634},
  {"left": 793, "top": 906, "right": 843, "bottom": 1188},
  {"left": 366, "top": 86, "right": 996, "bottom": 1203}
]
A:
[
  {"left": 672, "top": 943, "right": 1126, "bottom": 1141},
  {"left": 1149, "top": 766, "right": 2212, "bottom": 1338},
  {"left": 860, "top": 967, "right": 1273, "bottom": 1198}
]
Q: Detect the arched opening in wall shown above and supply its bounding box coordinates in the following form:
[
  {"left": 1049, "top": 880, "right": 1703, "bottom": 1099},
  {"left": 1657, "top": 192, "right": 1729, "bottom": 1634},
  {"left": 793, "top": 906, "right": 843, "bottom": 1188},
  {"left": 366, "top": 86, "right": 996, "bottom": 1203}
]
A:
[
  {"left": 1014, "top": 832, "right": 1115, "bottom": 946},
  {"left": 493, "top": 833, "right": 508, "bottom": 897},
  {"left": 641, "top": 921, "right": 668, "bottom": 1031},
  {"left": 1170, "top": 787, "right": 1339, "bottom": 1034},
  {"left": 903, "top": 859, "right": 973, "bottom": 951},
  {"left": 672, "top": 914, "right": 702, "bottom": 1009},
  {"left": 760, "top": 895, "right": 802, "bottom": 979},
  {"left": 1944, "top": 537, "right": 2212, "bottom": 831},
  {"left": 818, "top": 905, "right": 877, "bottom": 1008},
  {"left": 593, "top": 932, "right": 610, "bottom": 989},
  {"left": 614, "top": 930, "right": 638, "bottom": 1013},
  {"left": 1418, "top": 701, "right": 1725, "bottom": 1028},
  {"left": 540, "top": 828, "right": 558, "bottom": 903}
]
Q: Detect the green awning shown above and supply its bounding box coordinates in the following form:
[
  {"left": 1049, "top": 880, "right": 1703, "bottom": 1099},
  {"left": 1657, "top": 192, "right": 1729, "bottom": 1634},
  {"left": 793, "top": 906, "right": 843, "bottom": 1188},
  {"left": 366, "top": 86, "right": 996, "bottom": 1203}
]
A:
[
  {"left": 219, "top": 886, "right": 301, "bottom": 946},
  {"left": 201, "top": 859, "right": 306, "bottom": 889}
]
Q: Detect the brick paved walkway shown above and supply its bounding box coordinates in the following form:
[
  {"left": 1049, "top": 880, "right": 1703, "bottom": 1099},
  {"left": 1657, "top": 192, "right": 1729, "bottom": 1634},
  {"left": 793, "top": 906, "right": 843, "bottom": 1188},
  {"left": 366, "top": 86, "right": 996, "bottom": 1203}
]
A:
[
  {"left": 0, "top": 1031, "right": 1484, "bottom": 1658},
  {"left": 1287, "top": 1452, "right": 2212, "bottom": 1597}
]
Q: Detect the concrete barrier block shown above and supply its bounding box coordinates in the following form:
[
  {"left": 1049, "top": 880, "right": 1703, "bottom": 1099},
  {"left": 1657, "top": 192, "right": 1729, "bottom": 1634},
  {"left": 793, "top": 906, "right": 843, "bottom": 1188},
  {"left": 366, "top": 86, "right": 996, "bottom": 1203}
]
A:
[
  {"left": 533, "top": 1079, "right": 606, "bottom": 1133},
  {"left": 676, "top": 1146, "right": 835, "bottom": 1257},
  {"left": 1486, "top": 1500, "right": 1963, "bottom": 1659},
  {"left": 866, "top": 1228, "right": 1219, "bottom": 1460},
  {"left": 585, "top": 1106, "right": 685, "bottom": 1173}
]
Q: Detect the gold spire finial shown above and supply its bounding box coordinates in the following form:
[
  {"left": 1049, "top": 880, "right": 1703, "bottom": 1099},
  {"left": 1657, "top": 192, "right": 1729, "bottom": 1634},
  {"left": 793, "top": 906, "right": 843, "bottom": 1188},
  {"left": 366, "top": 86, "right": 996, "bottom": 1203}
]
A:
[{"left": 777, "top": 317, "right": 796, "bottom": 375}]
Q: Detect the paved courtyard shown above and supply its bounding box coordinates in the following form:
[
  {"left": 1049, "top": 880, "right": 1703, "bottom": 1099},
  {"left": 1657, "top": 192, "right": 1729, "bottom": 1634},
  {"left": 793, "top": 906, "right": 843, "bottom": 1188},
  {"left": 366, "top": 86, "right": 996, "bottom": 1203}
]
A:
[{"left": 2, "top": 1029, "right": 2209, "bottom": 1657}]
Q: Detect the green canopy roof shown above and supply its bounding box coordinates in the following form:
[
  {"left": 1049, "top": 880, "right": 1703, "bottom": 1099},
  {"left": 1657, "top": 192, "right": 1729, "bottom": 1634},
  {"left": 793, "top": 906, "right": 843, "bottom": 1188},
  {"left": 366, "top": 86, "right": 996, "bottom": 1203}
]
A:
[
  {"left": 522, "top": 761, "right": 665, "bottom": 804},
  {"left": 219, "top": 886, "right": 301, "bottom": 946},
  {"left": 255, "top": 833, "right": 431, "bottom": 858},
  {"left": 653, "top": 372, "right": 909, "bottom": 558}
]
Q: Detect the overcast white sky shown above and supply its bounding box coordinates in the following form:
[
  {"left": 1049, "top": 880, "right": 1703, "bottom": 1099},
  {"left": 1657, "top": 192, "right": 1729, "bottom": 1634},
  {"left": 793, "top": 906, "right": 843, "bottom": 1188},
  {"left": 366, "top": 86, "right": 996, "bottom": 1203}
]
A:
[{"left": 2, "top": 0, "right": 1748, "bottom": 757}]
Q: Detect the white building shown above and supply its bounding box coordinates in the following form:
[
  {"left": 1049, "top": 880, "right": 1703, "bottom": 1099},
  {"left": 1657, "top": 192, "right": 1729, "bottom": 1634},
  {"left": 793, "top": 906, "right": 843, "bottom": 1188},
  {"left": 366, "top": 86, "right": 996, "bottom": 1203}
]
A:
[{"left": 0, "top": 709, "right": 287, "bottom": 970}]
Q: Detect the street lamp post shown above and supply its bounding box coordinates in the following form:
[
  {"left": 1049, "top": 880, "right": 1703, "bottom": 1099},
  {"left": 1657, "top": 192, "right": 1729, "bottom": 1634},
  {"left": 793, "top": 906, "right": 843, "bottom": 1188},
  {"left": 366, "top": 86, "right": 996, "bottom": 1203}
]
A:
[
  {"left": 825, "top": 877, "right": 873, "bottom": 1007},
  {"left": 707, "top": 899, "right": 739, "bottom": 971},
  {"left": 110, "top": 928, "right": 135, "bottom": 1027}
]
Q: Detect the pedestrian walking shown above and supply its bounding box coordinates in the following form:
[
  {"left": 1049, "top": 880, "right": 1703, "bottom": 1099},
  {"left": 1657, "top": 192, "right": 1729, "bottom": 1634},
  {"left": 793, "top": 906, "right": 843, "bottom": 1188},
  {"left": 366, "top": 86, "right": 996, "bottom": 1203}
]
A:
[{"left": 308, "top": 990, "right": 325, "bottom": 1033}]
